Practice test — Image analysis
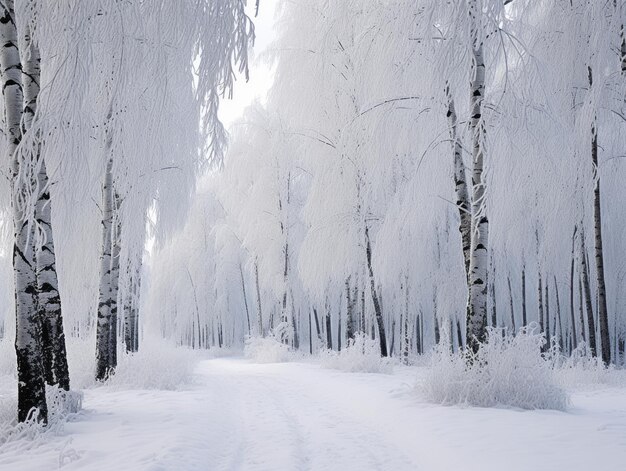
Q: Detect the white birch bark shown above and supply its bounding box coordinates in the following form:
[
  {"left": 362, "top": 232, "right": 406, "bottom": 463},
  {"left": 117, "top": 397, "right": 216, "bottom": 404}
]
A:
[
  {"left": 580, "top": 227, "right": 597, "bottom": 356},
  {"left": 123, "top": 263, "right": 140, "bottom": 353},
  {"left": 446, "top": 83, "right": 471, "bottom": 279},
  {"left": 588, "top": 66, "right": 610, "bottom": 364},
  {"left": 95, "top": 157, "right": 115, "bottom": 381},
  {"left": 254, "top": 259, "right": 264, "bottom": 336},
  {"left": 108, "top": 202, "right": 121, "bottom": 367},
  {"left": 466, "top": 0, "right": 489, "bottom": 354},
  {"left": 0, "top": 0, "right": 47, "bottom": 422},
  {"left": 20, "top": 17, "right": 70, "bottom": 391}
]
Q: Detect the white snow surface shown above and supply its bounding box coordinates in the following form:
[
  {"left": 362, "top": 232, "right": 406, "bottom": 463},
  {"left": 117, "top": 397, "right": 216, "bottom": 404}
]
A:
[{"left": 2, "top": 357, "right": 626, "bottom": 471}]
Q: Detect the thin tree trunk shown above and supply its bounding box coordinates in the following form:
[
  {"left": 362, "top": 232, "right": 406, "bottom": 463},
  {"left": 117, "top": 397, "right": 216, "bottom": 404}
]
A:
[
  {"left": 131, "top": 265, "right": 140, "bottom": 351},
  {"left": 336, "top": 293, "right": 342, "bottom": 351},
  {"left": 466, "top": 3, "right": 489, "bottom": 354},
  {"left": 538, "top": 271, "right": 544, "bottom": 342},
  {"left": 312, "top": 307, "right": 322, "bottom": 345},
  {"left": 580, "top": 228, "right": 597, "bottom": 356},
  {"left": 254, "top": 259, "right": 263, "bottom": 336},
  {"left": 308, "top": 309, "right": 312, "bottom": 355},
  {"left": 554, "top": 276, "right": 564, "bottom": 352},
  {"left": 446, "top": 83, "right": 471, "bottom": 279},
  {"left": 123, "top": 271, "right": 133, "bottom": 353},
  {"left": 360, "top": 288, "right": 366, "bottom": 335},
  {"left": 569, "top": 226, "right": 578, "bottom": 350},
  {"left": 291, "top": 292, "right": 299, "bottom": 349},
  {"left": 345, "top": 277, "right": 354, "bottom": 341},
  {"left": 521, "top": 266, "right": 527, "bottom": 327},
  {"left": 365, "top": 224, "right": 387, "bottom": 356},
  {"left": 403, "top": 275, "right": 410, "bottom": 364},
  {"left": 108, "top": 204, "right": 121, "bottom": 368},
  {"left": 507, "top": 275, "right": 516, "bottom": 334},
  {"left": 420, "top": 311, "right": 424, "bottom": 354},
  {"left": 545, "top": 281, "right": 551, "bottom": 351},
  {"left": 490, "top": 263, "right": 497, "bottom": 328},
  {"left": 589, "top": 67, "right": 610, "bottom": 363},
  {"left": 95, "top": 158, "right": 115, "bottom": 381},
  {"left": 240, "top": 264, "right": 251, "bottom": 335},
  {"left": 578, "top": 273, "right": 587, "bottom": 343},
  {"left": 124, "top": 261, "right": 140, "bottom": 353},
  {"left": 415, "top": 312, "right": 422, "bottom": 355},
  {"left": 433, "top": 286, "right": 440, "bottom": 345},
  {"left": 325, "top": 297, "right": 333, "bottom": 350}
]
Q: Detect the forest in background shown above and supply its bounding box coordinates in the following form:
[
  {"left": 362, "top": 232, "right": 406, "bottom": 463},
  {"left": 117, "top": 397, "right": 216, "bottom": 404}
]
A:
[
  {"left": 1, "top": 0, "right": 626, "bottom": 427},
  {"left": 147, "top": 0, "right": 626, "bottom": 367}
]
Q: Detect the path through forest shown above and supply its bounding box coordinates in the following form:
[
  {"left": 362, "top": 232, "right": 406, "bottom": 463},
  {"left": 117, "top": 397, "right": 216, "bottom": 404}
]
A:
[{"left": 3, "top": 358, "right": 626, "bottom": 471}]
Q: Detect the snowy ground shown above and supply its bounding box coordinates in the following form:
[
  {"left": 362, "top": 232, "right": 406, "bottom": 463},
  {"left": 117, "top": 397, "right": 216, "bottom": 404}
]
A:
[{"left": 2, "top": 357, "right": 626, "bottom": 471}]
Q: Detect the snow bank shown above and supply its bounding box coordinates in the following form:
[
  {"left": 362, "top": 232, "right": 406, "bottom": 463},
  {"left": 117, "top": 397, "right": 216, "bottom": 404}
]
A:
[
  {"left": 423, "top": 325, "right": 568, "bottom": 410},
  {"left": 244, "top": 334, "right": 293, "bottom": 363},
  {"left": 321, "top": 333, "right": 393, "bottom": 374}
]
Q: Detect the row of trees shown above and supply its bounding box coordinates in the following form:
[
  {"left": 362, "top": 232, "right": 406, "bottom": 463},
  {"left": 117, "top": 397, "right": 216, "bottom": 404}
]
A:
[
  {"left": 0, "top": 0, "right": 254, "bottom": 422},
  {"left": 147, "top": 0, "right": 626, "bottom": 366}
]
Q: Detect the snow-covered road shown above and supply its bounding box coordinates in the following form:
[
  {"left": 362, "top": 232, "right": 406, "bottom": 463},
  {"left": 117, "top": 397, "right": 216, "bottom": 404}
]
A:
[{"left": 3, "top": 358, "right": 626, "bottom": 471}]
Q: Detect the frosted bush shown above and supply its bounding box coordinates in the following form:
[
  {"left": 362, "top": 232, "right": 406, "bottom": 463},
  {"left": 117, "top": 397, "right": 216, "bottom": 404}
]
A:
[
  {"left": 65, "top": 336, "right": 199, "bottom": 390},
  {"left": 0, "top": 337, "right": 82, "bottom": 451},
  {"left": 321, "top": 333, "right": 392, "bottom": 374},
  {"left": 0, "top": 384, "right": 82, "bottom": 452},
  {"left": 553, "top": 342, "right": 626, "bottom": 389},
  {"left": 423, "top": 324, "right": 568, "bottom": 410},
  {"left": 244, "top": 333, "right": 292, "bottom": 363},
  {"left": 106, "top": 338, "right": 199, "bottom": 390}
]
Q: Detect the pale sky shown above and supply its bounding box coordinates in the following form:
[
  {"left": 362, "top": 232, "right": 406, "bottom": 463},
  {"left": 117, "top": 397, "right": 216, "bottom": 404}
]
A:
[{"left": 218, "top": 0, "right": 279, "bottom": 128}]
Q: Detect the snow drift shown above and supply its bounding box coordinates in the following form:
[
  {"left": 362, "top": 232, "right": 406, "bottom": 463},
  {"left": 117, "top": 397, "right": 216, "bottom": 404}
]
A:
[{"left": 321, "top": 333, "right": 393, "bottom": 374}]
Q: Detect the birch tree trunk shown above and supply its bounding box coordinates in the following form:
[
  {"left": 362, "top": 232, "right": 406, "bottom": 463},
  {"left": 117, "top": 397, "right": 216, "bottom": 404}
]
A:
[
  {"left": 507, "top": 275, "right": 516, "bottom": 334},
  {"left": 538, "top": 271, "right": 545, "bottom": 350},
  {"left": 402, "top": 275, "right": 410, "bottom": 364},
  {"left": 554, "top": 276, "right": 564, "bottom": 352},
  {"left": 1, "top": 0, "right": 47, "bottom": 422},
  {"left": 345, "top": 277, "right": 355, "bottom": 341},
  {"left": 95, "top": 158, "right": 115, "bottom": 381},
  {"left": 578, "top": 274, "right": 587, "bottom": 343},
  {"left": 312, "top": 307, "right": 322, "bottom": 346},
  {"left": 588, "top": 67, "right": 611, "bottom": 363},
  {"left": 545, "top": 281, "right": 551, "bottom": 350},
  {"left": 466, "top": 1, "right": 489, "bottom": 354},
  {"left": 123, "top": 272, "right": 133, "bottom": 353},
  {"left": 365, "top": 224, "right": 387, "bottom": 356},
  {"left": 21, "top": 36, "right": 70, "bottom": 391},
  {"left": 456, "top": 319, "right": 464, "bottom": 351},
  {"left": 569, "top": 226, "right": 578, "bottom": 349},
  {"left": 35, "top": 160, "right": 69, "bottom": 390},
  {"left": 446, "top": 83, "right": 471, "bottom": 278},
  {"left": 240, "top": 264, "right": 251, "bottom": 334},
  {"left": 108, "top": 208, "right": 121, "bottom": 366},
  {"left": 521, "top": 265, "right": 527, "bottom": 327},
  {"left": 580, "top": 228, "right": 597, "bottom": 356},
  {"left": 123, "top": 260, "right": 141, "bottom": 353},
  {"left": 254, "top": 259, "right": 263, "bottom": 336}
]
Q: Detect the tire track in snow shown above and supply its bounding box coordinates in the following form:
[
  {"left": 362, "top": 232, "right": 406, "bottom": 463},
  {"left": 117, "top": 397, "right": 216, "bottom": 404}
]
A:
[{"left": 199, "top": 359, "right": 419, "bottom": 471}]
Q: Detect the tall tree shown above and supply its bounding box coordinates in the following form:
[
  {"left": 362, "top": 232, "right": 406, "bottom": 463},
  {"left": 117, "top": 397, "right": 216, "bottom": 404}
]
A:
[{"left": 466, "top": 0, "right": 489, "bottom": 354}]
